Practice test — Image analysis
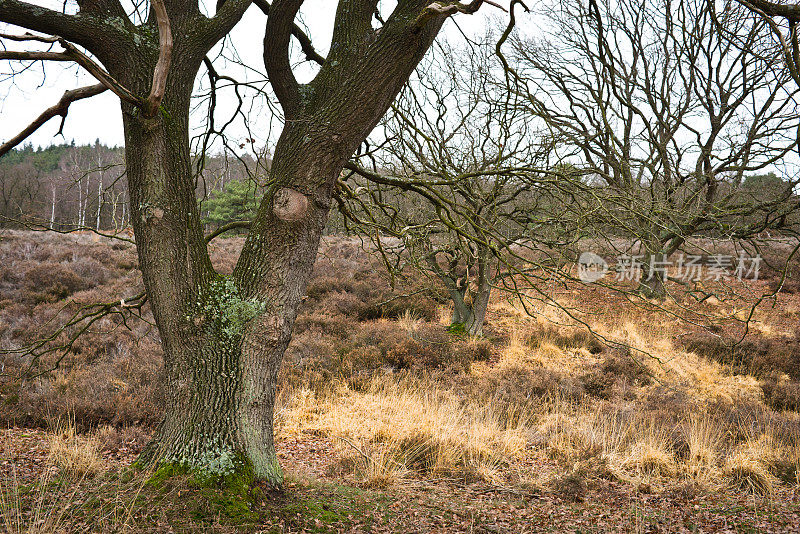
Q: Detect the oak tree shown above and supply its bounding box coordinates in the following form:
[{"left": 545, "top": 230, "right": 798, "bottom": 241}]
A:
[{"left": 0, "top": 0, "right": 500, "bottom": 483}]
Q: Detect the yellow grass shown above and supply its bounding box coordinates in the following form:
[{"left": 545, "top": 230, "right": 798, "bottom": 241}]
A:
[
  {"left": 279, "top": 374, "right": 528, "bottom": 486},
  {"left": 272, "top": 278, "right": 800, "bottom": 493},
  {"left": 47, "top": 420, "right": 103, "bottom": 480}
]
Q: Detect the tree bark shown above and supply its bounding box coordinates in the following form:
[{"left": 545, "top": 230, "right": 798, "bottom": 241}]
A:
[{"left": 638, "top": 251, "right": 668, "bottom": 299}]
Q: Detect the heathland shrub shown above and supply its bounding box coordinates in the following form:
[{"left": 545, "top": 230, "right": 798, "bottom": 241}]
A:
[
  {"left": 24, "top": 262, "right": 89, "bottom": 302},
  {"left": 682, "top": 333, "right": 800, "bottom": 380}
]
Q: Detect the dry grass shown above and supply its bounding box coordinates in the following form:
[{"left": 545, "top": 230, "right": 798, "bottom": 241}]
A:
[
  {"left": 1, "top": 423, "right": 109, "bottom": 534},
  {"left": 723, "top": 451, "right": 775, "bottom": 496},
  {"left": 3, "top": 232, "right": 800, "bottom": 505},
  {"left": 279, "top": 374, "right": 528, "bottom": 486},
  {"left": 47, "top": 419, "right": 103, "bottom": 479},
  {"left": 684, "top": 414, "right": 722, "bottom": 483},
  {"left": 1, "top": 464, "right": 69, "bottom": 534}
]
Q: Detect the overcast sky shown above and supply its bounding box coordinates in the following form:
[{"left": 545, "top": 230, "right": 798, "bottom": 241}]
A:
[{"left": 0, "top": 1, "right": 518, "bottom": 151}]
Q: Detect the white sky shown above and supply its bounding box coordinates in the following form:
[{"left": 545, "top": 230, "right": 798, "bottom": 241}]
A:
[{"left": 0, "top": 1, "right": 522, "bottom": 150}]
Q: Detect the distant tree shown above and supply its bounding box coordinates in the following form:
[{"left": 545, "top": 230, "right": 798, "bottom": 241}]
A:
[
  {"left": 743, "top": 172, "right": 785, "bottom": 190},
  {"left": 503, "top": 0, "right": 800, "bottom": 298},
  {"left": 342, "top": 41, "right": 568, "bottom": 336}
]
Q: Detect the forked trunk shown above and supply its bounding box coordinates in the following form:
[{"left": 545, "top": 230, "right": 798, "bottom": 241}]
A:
[
  {"left": 123, "top": 0, "right": 448, "bottom": 484},
  {"left": 130, "top": 109, "right": 339, "bottom": 484}
]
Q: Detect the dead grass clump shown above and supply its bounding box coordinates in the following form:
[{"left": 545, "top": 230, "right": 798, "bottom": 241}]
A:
[
  {"left": 304, "top": 275, "right": 354, "bottom": 299},
  {"left": 549, "top": 470, "right": 587, "bottom": 502},
  {"left": 622, "top": 438, "right": 676, "bottom": 477},
  {"left": 682, "top": 414, "right": 722, "bottom": 483},
  {"left": 682, "top": 333, "right": 800, "bottom": 380},
  {"left": 303, "top": 249, "right": 440, "bottom": 323},
  {"left": 23, "top": 262, "right": 89, "bottom": 303},
  {"left": 527, "top": 325, "right": 605, "bottom": 355},
  {"left": 723, "top": 452, "right": 774, "bottom": 496},
  {"left": 582, "top": 351, "right": 652, "bottom": 399},
  {"left": 766, "top": 276, "right": 800, "bottom": 295},
  {"left": 347, "top": 322, "right": 475, "bottom": 373},
  {"left": 48, "top": 421, "right": 103, "bottom": 479},
  {"left": 293, "top": 309, "right": 356, "bottom": 338},
  {"left": 465, "top": 365, "right": 583, "bottom": 412},
  {"left": 308, "top": 376, "right": 528, "bottom": 485},
  {"left": 4, "top": 332, "right": 165, "bottom": 429}
]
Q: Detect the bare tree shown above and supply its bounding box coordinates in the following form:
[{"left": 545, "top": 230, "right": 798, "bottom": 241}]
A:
[
  {"left": 341, "top": 41, "right": 562, "bottom": 336},
  {"left": 1, "top": 0, "right": 503, "bottom": 484},
  {"left": 503, "top": 0, "right": 800, "bottom": 298}
]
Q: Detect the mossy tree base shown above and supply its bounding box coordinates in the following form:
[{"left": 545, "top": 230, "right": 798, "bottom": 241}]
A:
[{"left": 138, "top": 438, "right": 283, "bottom": 487}]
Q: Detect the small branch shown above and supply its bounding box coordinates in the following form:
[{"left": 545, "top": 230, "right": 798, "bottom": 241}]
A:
[
  {"left": 58, "top": 38, "right": 142, "bottom": 108},
  {"left": 144, "top": 0, "right": 173, "bottom": 117},
  {"left": 0, "top": 32, "right": 58, "bottom": 43},
  {"left": 0, "top": 84, "right": 107, "bottom": 159},
  {"left": 413, "top": 0, "right": 505, "bottom": 32},
  {"left": 336, "top": 436, "right": 373, "bottom": 464},
  {"left": 0, "top": 32, "right": 140, "bottom": 107},
  {"left": 205, "top": 220, "right": 252, "bottom": 242},
  {"left": 0, "top": 50, "right": 73, "bottom": 61},
  {"left": 3, "top": 216, "right": 137, "bottom": 244},
  {"left": 5, "top": 289, "right": 149, "bottom": 380}
]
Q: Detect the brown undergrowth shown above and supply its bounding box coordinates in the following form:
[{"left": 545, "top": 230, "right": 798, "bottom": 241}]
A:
[{"left": 2, "top": 231, "right": 800, "bottom": 531}]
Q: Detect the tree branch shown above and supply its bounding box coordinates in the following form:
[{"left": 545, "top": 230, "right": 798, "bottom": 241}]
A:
[
  {"left": 0, "top": 50, "right": 73, "bottom": 61},
  {"left": 0, "top": 1, "right": 115, "bottom": 51},
  {"left": 412, "top": 0, "right": 505, "bottom": 32},
  {"left": 57, "top": 39, "right": 141, "bottom": 107},
  {"left": 205, "top": 220, "right": 252, "bottom": 242},
  {"left": 740, "top": 0, "right": 800, "bottom": 20},
  {"left": 263, "top": 0, "right": 304, "bottom": 117},
  {"left": 252, "top": 0, "right": 326, "bottom": 66},
  {"left": 143, "top": 0, "right": 173, "bottom": 117},
  {"left": 0, "top": 31, "right": 58, "bottom": 43},
  {"left": 203, "top": 0, "right": 254, "bottom": 48},
  {"left": 0, "top": 84, "right": 107, "bottom": 159}
]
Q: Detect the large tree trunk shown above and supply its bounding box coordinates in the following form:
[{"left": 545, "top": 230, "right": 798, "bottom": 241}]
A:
[
  {"left": 125, "top": 87, "right": 290, "bottom": 482},
  {"left": 95, "top": 0, "right": 451, "bottom": 485}
]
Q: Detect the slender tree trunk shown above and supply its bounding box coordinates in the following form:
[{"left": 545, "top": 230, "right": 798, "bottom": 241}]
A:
[
  {"left": 111, "top": 192, "right": 118, "bottom": 232},
  {"left": 84, "top": 174, "right": 91, "bottom": 227},
  {"left": 96, "top": 179, "right": 103, "bottom": 229},
  {"left": 50, "top": 187, "right": 56, "bottom": 229},
  {"left": 77, "top": 175, "right": 83, "bottom": 228},
  {"left": 121, "top": 195, "right": 126, "bottom": 230}
]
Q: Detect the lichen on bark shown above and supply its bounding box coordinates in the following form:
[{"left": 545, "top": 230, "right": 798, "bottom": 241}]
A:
[{"left": 197, "top": 276, "right": 265, "bottom": 344}]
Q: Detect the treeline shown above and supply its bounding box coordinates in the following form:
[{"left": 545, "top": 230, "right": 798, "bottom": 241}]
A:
[
  {"left": 0, "top": 142, "right": 258, "bottom": 232},
  {"left": 1, "top": 141, "right": 795, "bottom": 239}
]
